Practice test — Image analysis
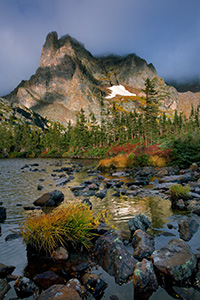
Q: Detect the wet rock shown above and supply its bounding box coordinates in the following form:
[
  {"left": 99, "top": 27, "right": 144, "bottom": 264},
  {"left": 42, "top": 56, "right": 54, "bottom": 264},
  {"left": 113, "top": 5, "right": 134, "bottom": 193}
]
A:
[
  {"left": 0, "top": 279, "right": 10, "bottom": 299},
  {"left": 14, "top": 276, "right": 38, "bottom": 298},
  {"left": 189, "top": 163, "right": 199, "bottom": 172},
  {"left": 178, "top": 218, "right": 199, "bottom": 241},
  {"left": 0, "top": 206, "right": 6, "bottom": 221},
  {"left": 70, "top": 185, "right": 85, "bottom": 192},
  {"left": 21, "top": 164, "right": 29, "bottom": 169},
  {"left": 5, "top": 232, "right": 22, "bottom": 241},
  {"left": 132, "top": 229, "right": 155, "bottom": 260},
  {"left": 172, "top": 286, "right": 200, "bottom": 300},
  {"left": 23, "top": 206, "right": 41, "bottom": 211},
  {"left": 0, "top": 263, "right": 15, "bottom": 278},
  {"left": 33, "top": 270, "right": 61, "bottom": 289},
  {"left": 81, "top": 273, "right": 107, "bottom": 298},
  {"left": 37, "top": 184, "right": 44, "bottom": 190},
  {"left": 95, "top": 189, "right": 107, "bottom": 199},
  {"left": 112, "top": 171, "right": 129, "bottom": 177},
  {"left": 38, "top": 284, "right": 81, "bottom": 300},
  {"left": 151, "top": 239, "right": 196, "bottom": 283},
  {"left": 160, "top": 231, "right": 176, "bottom": 237},
  {"left": 66, "top": 278, "right": 85, "bottom": 298},
  {"left": 133, "top": 259, "right": 159, "bottom": 296},
  {"left": 159, "top": 174, "right": 194, "bottom": 184},
  {"left": 82, "top": 199, "right": 92, "bottom": 210},
  {"left": 33, "top": 190, "right": 64, "bottom": 206},
  {"left": 128, "top": 214, "right": 151, "bottom": 237},
  {"left": 110, "top": 295, "right": 119, "bottom": 300},
  {"left": 6, "top": 274, "right": 18, "bottom": 282},
  {"left": 176, "top": 199, "right": 187, "bottom": 210},
  {"left": 75, "top": 262, "right": 91, "bottom": 274},
  {"left": 94, "top": 231, "right": 137, "bottom": 284},
  {"left": 87, "top": 183, "right": 99, "bottom": 191},
  {"left": 187, "top": 200, "right": 200, "bottom": 216},
  {"left": 112, "top": 190, "right": 120, "bottom": 197},
  {"left": 51, "top": 247, "right": 69, "bottom": 262},
  {"left": 56, "top": 177, "right": 71, "bottom": 186},
  {"left": 134, "top": 177, "right": 149, "bottom": 186},
  {"left": 155, "top": 168, "right": 169, "bottom": 177},
  {"left": 126, "top": 190, "right": 139, "bottom": 197}
]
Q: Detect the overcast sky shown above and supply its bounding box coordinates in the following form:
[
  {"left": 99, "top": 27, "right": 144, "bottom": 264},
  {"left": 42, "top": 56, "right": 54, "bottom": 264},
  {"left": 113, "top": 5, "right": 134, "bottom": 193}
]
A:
[{"left": 0, "top": 0, "right": 200, "bottom": 95}]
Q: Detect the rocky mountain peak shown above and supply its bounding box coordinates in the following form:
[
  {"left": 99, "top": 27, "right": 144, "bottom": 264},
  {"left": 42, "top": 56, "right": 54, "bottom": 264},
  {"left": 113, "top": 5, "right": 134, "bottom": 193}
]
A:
[{"left": 4, "top": 31, "right": 193, "bottom": 126}]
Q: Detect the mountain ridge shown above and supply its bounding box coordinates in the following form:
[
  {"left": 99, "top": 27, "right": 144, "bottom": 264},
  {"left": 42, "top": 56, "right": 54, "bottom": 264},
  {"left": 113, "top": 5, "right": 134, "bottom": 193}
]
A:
[{"left": 3, "top": 31, "right": 200, "bottom": 125}]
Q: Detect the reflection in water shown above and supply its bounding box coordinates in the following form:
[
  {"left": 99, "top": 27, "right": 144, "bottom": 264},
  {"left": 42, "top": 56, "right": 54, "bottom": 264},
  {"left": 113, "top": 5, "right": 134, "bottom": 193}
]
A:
[{"left": 0, "top": 158, "right": 199, "bottom": 300}]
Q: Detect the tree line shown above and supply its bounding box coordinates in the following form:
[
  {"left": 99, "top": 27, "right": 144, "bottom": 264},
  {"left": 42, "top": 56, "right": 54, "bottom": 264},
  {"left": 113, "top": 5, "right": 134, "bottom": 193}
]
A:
[{"left": 0, "top": 78, "right": 199, "bottom": 159}]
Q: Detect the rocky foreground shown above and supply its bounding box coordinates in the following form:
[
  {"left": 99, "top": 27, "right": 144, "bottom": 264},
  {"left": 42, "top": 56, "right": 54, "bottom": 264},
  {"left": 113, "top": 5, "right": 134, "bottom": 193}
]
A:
[{"left": 1, "top": 161, "right": 200, "bottom": 299}]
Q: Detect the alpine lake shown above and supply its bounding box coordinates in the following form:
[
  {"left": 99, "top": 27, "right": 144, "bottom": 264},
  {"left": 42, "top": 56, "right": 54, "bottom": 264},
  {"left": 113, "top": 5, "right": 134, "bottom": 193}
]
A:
[{"left": 0, "top": 158, "right": 199, "bottom": 300}]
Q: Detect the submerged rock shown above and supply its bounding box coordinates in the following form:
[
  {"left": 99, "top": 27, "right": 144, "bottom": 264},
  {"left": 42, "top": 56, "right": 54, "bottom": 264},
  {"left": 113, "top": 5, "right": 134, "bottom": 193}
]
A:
[
  {"left": 81, "top": 273, "right": 107, "bottom": 298},
  {"left": 133, "top": 259, "right": 159, "bottom": 296},
  {"left": 151, "top": 239, "right": 196, "bottom": 283},
  {"left": 38, "top": 284, "right": 81, "bottom": 300},
  {"left": 0, "top": 206, "right": 6, "bottom": 221},
  {"left": 94, "top": 231, "right": 137, "bottom": 284},
  {"left": 0, "top": 263, "right": 15, "bottom": 278},
  {"left": 14, "top": 276, "right": 38, "bottom": 298},
  {"left": 178, "top": 218, "right": 199, "bottom": 241},
  {"left": 132, "top": 229, "right": 155, "bottom": 260},
  {"left": 0, "top": 279, "right": 10, "bottom": 299},
  {"left": 128, "top": 214, "right": 151, "bottom": 237},
  {"left": 33, "top": 190, "right": 64, "bottom": 206}
]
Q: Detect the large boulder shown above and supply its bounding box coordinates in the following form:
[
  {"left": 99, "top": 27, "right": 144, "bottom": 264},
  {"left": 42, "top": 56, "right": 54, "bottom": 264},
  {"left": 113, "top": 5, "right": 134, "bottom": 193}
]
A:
[
  {"left": 94, "top": 231, "right": 137, "bottom": 284},
  {"left": 0, "top": 263, "right": 15, "bottom": 278},
  {"left": 151, "top": 239, "right": 196, "bottom": 283},
  {"left": 133, "top": 259, "right": 159, "bottom": 296},
  {"left": 128, "top": 214, "right": 151, "bottom": 237},
  {"left": 178, "top": 218, "right": 199, "bottom": 241},
  {"left": 33, "top": 190, "right": 64, "bottom": 206},
  {"left": 132, "top": 229, "right": 155, "bottom": 260},
  {"left": 33, "top": 270, "right": 62, "bottom": 289},
  {"left": 0, "top": 279, "right": 10, "bottom": 299},
  {"left": 38, "top": 284, "right": 81, "bottom": 300}
]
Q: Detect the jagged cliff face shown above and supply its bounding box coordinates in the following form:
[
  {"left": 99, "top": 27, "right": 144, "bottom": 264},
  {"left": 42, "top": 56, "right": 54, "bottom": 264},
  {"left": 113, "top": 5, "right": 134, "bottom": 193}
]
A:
[{"left": 5, "top": 31, "right": 181, "bottom": 125}]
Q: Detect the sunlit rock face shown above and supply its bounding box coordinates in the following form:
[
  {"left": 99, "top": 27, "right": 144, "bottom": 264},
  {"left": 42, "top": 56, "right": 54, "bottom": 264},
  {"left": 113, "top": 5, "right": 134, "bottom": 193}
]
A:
[{"left": 4, "top": 31, "right": 180, "bottom": 126}]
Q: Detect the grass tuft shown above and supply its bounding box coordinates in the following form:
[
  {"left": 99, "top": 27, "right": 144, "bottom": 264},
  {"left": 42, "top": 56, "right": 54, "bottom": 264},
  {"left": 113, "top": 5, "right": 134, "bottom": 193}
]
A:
[{"left": 21, "top": 203, "right": 101, "bottom": 255}]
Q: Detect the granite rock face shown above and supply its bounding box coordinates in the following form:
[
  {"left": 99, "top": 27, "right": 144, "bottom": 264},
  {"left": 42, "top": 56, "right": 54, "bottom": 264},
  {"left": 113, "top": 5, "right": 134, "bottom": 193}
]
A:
[{"left": 4, "top": 31, "right": 179, "bottom": 126}]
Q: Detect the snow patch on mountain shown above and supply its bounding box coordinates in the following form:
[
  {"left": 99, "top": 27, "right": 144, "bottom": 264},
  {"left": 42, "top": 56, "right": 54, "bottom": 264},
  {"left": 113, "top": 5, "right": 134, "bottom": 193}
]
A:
[{"left": 106, "top": 85, "right": 136, "bottom": 99}]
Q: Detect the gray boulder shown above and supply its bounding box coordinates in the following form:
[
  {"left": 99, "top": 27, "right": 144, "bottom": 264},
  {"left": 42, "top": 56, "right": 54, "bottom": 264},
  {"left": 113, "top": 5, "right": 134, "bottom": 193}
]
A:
[
  {"left": 128, "top": 213, "right": 151, "bottom": 237},
  {"left": 178, "top": 218, "right": 199, "bottom": 241},
  {"left": 132, "top": 229, "right": 155, "bottom": 260},
  {"left": 94, "top": 231, "right": 137, "bottom": 284},
  {"left": 33, "top": 190, "right": 64, "bottom": 206},
  {"left": 151, "top": 239, "right": 196, "bottom": 283},
  {"left": 133, "top": 259, "right": 159, "bottom": 296}
]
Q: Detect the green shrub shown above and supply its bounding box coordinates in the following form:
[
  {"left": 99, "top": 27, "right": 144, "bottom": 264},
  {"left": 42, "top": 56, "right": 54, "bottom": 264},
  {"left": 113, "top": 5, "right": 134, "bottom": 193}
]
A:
[
  {"left": 134, "top": 153, "right": 150, "bottom": 167},
  {"left": 170, "top": 184, "right": 190, "bottom": 201}
]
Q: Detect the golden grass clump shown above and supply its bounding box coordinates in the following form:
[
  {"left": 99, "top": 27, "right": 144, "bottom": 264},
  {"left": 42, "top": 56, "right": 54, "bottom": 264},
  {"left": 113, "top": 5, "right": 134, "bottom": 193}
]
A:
[
  {"left": 149, "top": 155, "right": 166, "bottom": 167},
  {"left": 170, "top": 184, "right": 190, "bottom": 201},
  {"left": 97, "top": 155, "right": 132, "bottom": 169},
  {"left": 21, "top": 203, "right": 100, "bottom": 255}
]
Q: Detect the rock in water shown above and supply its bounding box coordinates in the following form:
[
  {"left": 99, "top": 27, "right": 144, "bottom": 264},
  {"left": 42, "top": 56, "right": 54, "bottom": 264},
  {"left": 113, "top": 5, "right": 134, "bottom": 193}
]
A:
[
  {"left": 0, "top": 263, "right": 15, "bottom": 278},
  {"left": 33, "top": 190, "right": 64, "bottom": 206},
  {"left": 128, "top": 214, "right": 151, "bottom": 237},
  {"left": 178, "top": 218, "right": 199, "bottom": 241},
  {"left": 94, "top": 231, "right": 137, "bottom": 284},
  {"left": 38, "top": 284, "right": 81, "bottom": 300},
  {"left": 132, "top": 229, "right": 155, "bottom": 260},
  {"left": 0, "top": 279, "right": 11, "bottom": 299},
  {"left": 151, "top": 239, "right": 196, "bottom": 283},
  {"left": 133, "top": 259, "right": 158, "bottom": 296}
]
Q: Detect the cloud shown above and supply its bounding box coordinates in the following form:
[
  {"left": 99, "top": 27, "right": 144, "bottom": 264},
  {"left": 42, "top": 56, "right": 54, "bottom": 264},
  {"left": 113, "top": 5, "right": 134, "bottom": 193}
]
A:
[{"left": 0, "top": 0, "right": 200, "bottom": 95}]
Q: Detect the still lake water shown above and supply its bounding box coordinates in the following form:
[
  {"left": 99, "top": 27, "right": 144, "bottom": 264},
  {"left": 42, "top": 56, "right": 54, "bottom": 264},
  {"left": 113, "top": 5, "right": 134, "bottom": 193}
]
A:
[{"left": 0, "top": 158, "right": 199, "bottom": 299}]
